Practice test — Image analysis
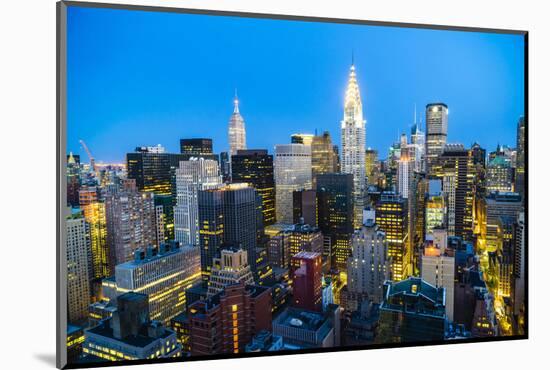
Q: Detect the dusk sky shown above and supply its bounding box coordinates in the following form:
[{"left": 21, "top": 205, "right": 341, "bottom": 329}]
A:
[{"left": 67, "top": 6, "right": 525, "bottom": 163}]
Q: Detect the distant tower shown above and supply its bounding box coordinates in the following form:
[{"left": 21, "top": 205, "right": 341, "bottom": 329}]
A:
[
  {"left": 228, "top": 92, "right": 247, "bottom": 157},
  {"left": 340, "top": 63, "right": 366, "bottom": 228},
  {"left": 425, "top": 103, "right": 448, "bottom": 175}
]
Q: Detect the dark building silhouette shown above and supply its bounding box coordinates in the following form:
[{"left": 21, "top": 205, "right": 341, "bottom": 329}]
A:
[
  {"left": 198, "top": 184, "right": 259, "bottom": 276},
  {"left": 180, "top": 138, "right": 213, "bottom": 156},
  {"left": 293, "top": 189, "right": 317, "bottom": 227},
  {"left": 316, "top": 173, "right": 354, "bottom": 271},
  {"left": 231, "top": 149, "right": 276, "bottom": 227}
]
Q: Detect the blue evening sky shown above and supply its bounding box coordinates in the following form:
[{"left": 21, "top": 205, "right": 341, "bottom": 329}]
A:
[{"left": 67, "top": 6, "right": 525, "bottom": 163}]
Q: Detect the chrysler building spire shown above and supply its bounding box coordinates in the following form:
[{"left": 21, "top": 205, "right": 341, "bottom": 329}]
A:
[{"left": 341, "top": 62, "right": 366, "bottom": 228}]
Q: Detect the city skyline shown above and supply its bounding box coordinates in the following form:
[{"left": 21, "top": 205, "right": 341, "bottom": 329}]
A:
[{"left": 67, "top": 6, "right": 524, "bottom": 163}]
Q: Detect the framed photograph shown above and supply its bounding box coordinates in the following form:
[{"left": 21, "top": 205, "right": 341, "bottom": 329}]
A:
[{"left": 57, "top": 1, "right": 527, "bottom": 368}]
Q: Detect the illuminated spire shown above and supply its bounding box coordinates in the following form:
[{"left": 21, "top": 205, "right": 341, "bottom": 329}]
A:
[
  {"left": 340, "top": 61, "right": 366, "bottom": 228},
  {"left": 344, "top": 63, "right": 363, "bottom": 122},
  {"left": 228, "top": 91, "right": 247, "bottom": 156},
  {"left": 233, "top": 88, "right": 239, "bottom": 114}
]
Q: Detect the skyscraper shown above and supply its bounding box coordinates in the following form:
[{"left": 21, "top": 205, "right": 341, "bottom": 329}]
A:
[
  {"left": 180, "top": 138, "right": 214, "bottom": 156},
  {"left": 291, "top": 251, "right": 323, "bottom": 311},
  {"left": 127, "top": 146, "right": 172, "bottom": 196},
  {"left": 515, "top": 116, "right": 525, "bottom": 198},
  {"left": 67, "top": 153, "right": 81, "bottom": 207},
  {"left": 421, "top": 239, "right": 455, "bottom": 321},
  {"left": 291, "top": 133, "right": 315, "bottom": 146},
  {"left": 228, "top": 94, "right": 247, "bottom": 157},
  {"left": 79, "top": 188, "right": 110, "bottom": 279},
  {"left": 292, "top": 189, "right": 317, "bottom": 226},
  {"left": 365, "top": 148, "right": 379, "bottom": 186},
  {"left": 311, "top": 131, "right": 338, "bottom": 188},
  {"left": 198, "top": 184, "right": 259, "bottom": 276},
  {"left": 433, "top": 144, "right": 475, "bottom": 241},
  {"left": 173, "top": 158, "right": 222, "bottom": 245},
  {"left": 274, "top": 144, "right": 312, "bottom": 223},
  {"left": 207, "top": 246, "right": 255, "bottom": 298},
  {"left": 316, "top": 173, "right": 354, "bottom": 271},
  {"left": 375, "top": 192, "right": 409, "bottom": 281},
  {"left": 188, "top": 283, "right": 272, "bottom": 355},
  {"left": 231, "top": 149, "right": 276, "bottom": 227},
  {"left": 484, "top": 192, "right": 523, "bottom": 251},
  {"left": 346, "top": 220, "right": 389, "bottom": 309},
  {"left": 66, "top": 211, "right": 92, "bottom": 324},
  {"left": 105, "top": 180, "right": 158, "bottom": 267},
  {"left": 340, "top": 63, "right": 366, "bottom": 227},
  {"left": 111, "top": 243, "right": 202, "bottom": 325},
  {"left": 486, "top": 156, "right": 513, "bottom": 193},
  {"left": 425, "top": 103, "right": 449, "bottom": 175}
]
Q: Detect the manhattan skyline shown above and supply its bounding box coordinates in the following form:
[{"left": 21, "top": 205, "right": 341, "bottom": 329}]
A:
[{"left": 67, "top": 6, "right": 524, "bottom": 163}]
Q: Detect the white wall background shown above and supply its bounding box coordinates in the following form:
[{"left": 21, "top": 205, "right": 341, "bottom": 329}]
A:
[{"left": 0, "top": 0, "right": 547, "bottom": 369}]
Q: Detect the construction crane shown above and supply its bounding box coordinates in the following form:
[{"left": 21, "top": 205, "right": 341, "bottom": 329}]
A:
[{"left": 79, "top": 139, "right": 96, "bottom": 171}]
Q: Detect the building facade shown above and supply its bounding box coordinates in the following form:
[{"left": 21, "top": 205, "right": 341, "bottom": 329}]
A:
[
  {"left": 274, "top": 144, "right": 312, "bottom": 223},
  {"left": 340, "top": 64, "right": 366, "bottom": 227}
]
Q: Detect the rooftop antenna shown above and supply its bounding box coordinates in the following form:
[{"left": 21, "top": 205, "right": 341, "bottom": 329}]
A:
[{"left": 352, "top": 49, "right": 355, "bottom": 66}]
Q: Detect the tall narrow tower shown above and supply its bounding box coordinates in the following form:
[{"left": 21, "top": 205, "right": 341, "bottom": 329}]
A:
[
  {"left": 228, "top": 92, "right": 247, "bottom": 157},
  {"left": 340, "top": 63, "right": 366, "bottom": 227}
]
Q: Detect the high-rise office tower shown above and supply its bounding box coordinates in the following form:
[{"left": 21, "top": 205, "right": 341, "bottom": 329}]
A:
[
  {"left": 291, "top": 251, "right": 323, "bottom": 311},
  {"left": 311, "top": 131, "right": 338, "bottom": 188},
  {"left": 219, "top": 151, "right": 231, "bottom": 182},
  {"left": 180, "top": 138, "right": 213, "bottom": 156},
  {"left": 288, "top": 221, "right": 324, "bottom": 257},
  {"left": 198, "top": 184, "right": 259, "bottom": 276},
  {"left": 316, "top": 173, "right": 354, "bottom": 271},
  {"left": 397, "top": 145, "right": 412, "bottom": 199},
  {"left": 207, "top": 246, "right": 255, "bottom": 297},
  {"left": 173, "top": 158, "right": 222, "bottom": 246},
  {"left": 83, "top": 293, "right": 182, "bottom": 361},
  {"left": 79, "top": 188, "right": 110, "bottom": 279},
  {"left": 425, "top": 103, "right": 449, "bottom": 175},
  {"left": 515, "top": 117, "right": 525, "bottom": 198},
  {"left": 66, "top": 212, "right": 92, "bottom": 324},
  {"left": 377, "top": 277, "right": 446, "bottom": 343},
  {"left": 486, "top": 156, "right": 513, "bottom": 193},
  {"left": 471, "top": 142, "right": 487, "bottom": 197},
  {"left": 265, "top": 223, "right": 294, "bottom": 269},
  {"left": 231, "top": 149, "right": 276, "bottom": 227},
  {"left": 292, "top": 189, "right": 317, "bottom": 226},
  {"left": 228, "top": 94, "right": 247, "bottom": 157},
  {"left": 105, "top": 180, "right": 158, "bottom": 267},
  {"left": 111, "top": 243, "right": 201, "bottom": 325},
  {"left": 426, "top": 186, "right": 446, "bottom": 235},
  {"left": 433, "top": 144, "right": 475, "bottom": 242},
  {"left": 484, "top": 192, "right": 523, "bottom": 252},
  {"left": 421, "top": 240, "right": 455, "bottom": 321},
  {"left": 340, "top": 63, "right": 366, "bottom": 227},
  {"left": 291, "top": 133, "right": 315, "bottom": 146},
  {"left": 375, "top": 192, "right": 409, "bottom": 281},
  {"left": 127, "top": 146, "right": 172, "bottom": 196},
  {"left": 410, "top": 111, "right": 426, "bottom": 172},
  {"left": 188, "top": 283, "right": 272, "bottom": 356},
  {"left": 67, "top": 152, "right": 81, "bottom": 207},
  {"left": 365, "top": 148, "right": 380, "bottom": 186},
  {"left": 346, "top": 220, "right": 389, "bottom": 310},
  {"left": 513, "top": 212, "right": 525, "bottom": 320},
  {"left": 274, "top": 144, "right": 312, "bottom": 223}
]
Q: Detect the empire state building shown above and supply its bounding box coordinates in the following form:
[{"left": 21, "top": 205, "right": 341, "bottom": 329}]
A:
[
  {"left": 228, "top": 93, "right": 247, "bottom": 157},
  {"left": 341, "top": 63, "right": 366, "bottom": 227}
]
